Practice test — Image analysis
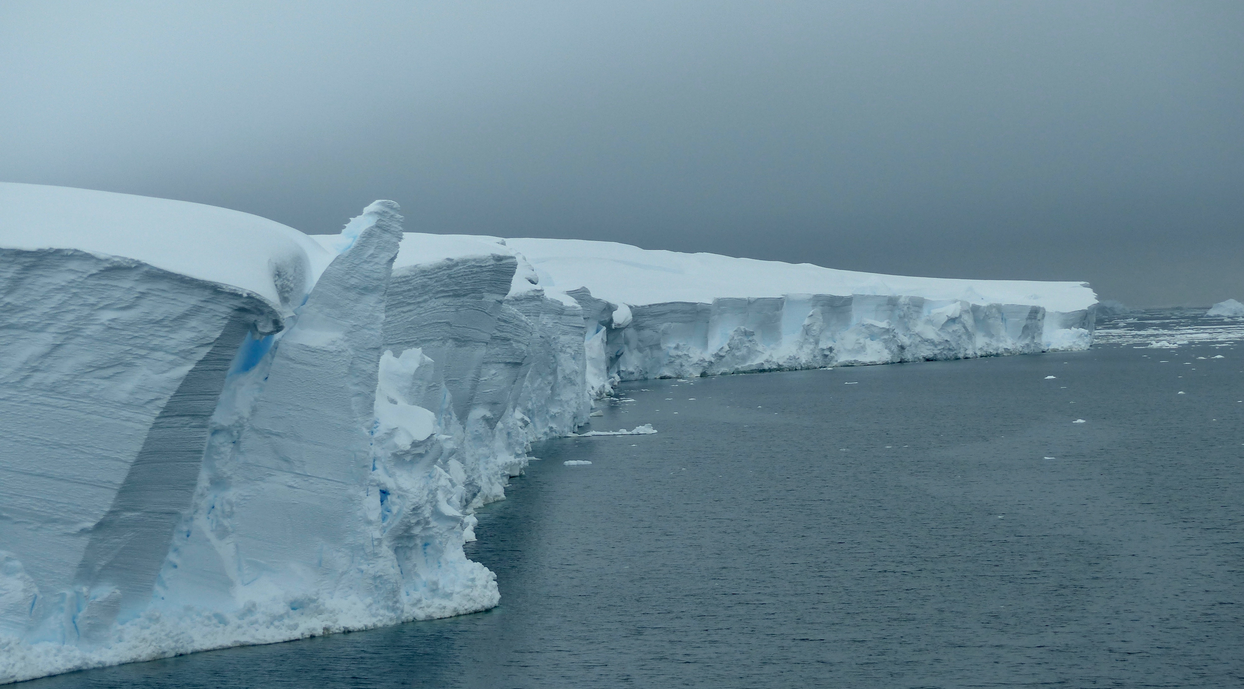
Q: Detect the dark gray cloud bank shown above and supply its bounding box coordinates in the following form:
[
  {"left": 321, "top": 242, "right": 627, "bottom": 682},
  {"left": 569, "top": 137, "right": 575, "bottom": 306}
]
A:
[{"left": 2, "top": 1, "right": 1240, "bottom": 306}]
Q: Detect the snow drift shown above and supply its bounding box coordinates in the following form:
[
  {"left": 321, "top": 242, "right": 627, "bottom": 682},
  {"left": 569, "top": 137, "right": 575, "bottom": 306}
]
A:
[{"left": 0, "top": 183, "right": 1097, "bottom": 682}]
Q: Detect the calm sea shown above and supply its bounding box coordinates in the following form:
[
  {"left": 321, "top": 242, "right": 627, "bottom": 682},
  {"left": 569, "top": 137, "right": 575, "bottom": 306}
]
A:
[{"left": 28, "top": 310, "right": 1244, "bottom": 688}]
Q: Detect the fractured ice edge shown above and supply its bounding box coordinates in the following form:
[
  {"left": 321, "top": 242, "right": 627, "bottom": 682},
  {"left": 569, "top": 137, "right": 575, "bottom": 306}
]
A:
[{"left": 0, "top": 183, "right": 1098, "bottom": 683}]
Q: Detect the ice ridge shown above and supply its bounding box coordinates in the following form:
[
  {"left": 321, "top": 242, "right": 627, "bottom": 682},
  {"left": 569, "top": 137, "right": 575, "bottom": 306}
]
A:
[{"left": 0, "top": 185, "right": 1096, "bottom": 682}]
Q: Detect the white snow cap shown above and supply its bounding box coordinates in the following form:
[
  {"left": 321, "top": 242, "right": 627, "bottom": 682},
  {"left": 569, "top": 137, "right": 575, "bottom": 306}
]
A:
[
  {"left": 507, "top": 237, "right": 1097, "bottom": 312},
  {"left": 0, "top": 183, "right": 331, "bottom": 310}
]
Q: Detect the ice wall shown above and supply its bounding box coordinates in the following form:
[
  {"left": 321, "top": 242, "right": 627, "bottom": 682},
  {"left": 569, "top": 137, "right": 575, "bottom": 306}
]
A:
[
  {"left": 380, "top": 237, "right": 591, "bottom": 509},
  {"left": 0, "top": 185, "right": 1096, "bottom": 683},
  {"left": 0, "top": 201, "right": 595, "bottom": 683},
  {"left": 0, "top": 250, "right": 281, "bottom": 646},
  {"left": 508, "top": 239, "right": 1097, "bottom": 386},
  {"left": 594, "top": 296, "right": 1057, "bottom": 382}
]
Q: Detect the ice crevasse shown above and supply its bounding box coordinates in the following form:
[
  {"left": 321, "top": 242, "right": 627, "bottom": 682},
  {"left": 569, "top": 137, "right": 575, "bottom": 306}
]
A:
[{"left": 0, "top": 183, "right": 1098, "bottom": 682}]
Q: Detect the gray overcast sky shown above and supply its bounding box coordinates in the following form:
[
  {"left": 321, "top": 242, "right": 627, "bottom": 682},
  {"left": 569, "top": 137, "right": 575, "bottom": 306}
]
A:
[{"left": 2, "top": 1, "right": 1241, "bottom": 306}]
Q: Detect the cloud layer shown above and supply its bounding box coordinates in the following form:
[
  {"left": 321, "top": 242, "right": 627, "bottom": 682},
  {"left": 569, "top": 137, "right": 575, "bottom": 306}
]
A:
[{"left": 2, "top": 1, "right": 1241, "bottom": 306}]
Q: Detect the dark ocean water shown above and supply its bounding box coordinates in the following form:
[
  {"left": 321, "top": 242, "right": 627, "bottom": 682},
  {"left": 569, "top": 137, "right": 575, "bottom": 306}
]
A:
[{"left": 28, "top": 312, "right": 1244, "bottom": 687}]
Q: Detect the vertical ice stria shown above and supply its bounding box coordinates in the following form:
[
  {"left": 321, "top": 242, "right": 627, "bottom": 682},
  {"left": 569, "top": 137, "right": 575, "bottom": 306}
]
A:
[{"left": 0, "top": 183, "right": 1097, "bottom": 683}]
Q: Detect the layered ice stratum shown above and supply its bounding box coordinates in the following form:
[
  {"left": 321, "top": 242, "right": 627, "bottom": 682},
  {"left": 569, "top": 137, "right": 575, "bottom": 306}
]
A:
[{"left": 0, "top": 183, "right": 1097, "bottom": 682}]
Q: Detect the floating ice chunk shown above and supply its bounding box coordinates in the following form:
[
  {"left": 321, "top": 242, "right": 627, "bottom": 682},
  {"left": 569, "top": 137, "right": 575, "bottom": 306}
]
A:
[
  {"left": 1177, "top": 391, "right": 1185, "bottom": 395},
  {"left": 844, "top": 382, "right": 859, "bottom": 385},
  {"left": 1147, "top": 341, "right": 1180, "bottom": 349},
  {"left": 563, "top": 460, "right": 593, "bottom": 466},
  {"left": 1206, "top": 299, "right": 1244, "bottom": 317},
  {"left": 589, "top": 410, "right": 603, "bottom": 417},
  {"left": 1213, "top": 355, "right": 1225, "bottom": 359},
  {"left": 572, "top": 424, "right": 657, "bottom": 437},
  {"left": 1072, "top": 419, "right": 1087, "bottom": 423},
  {"left": 1045, "top": 375, "right": 1057, "bottom": 379},
  {"left": 1043, "top": 456, "right": 1056, "bottom": 460}
]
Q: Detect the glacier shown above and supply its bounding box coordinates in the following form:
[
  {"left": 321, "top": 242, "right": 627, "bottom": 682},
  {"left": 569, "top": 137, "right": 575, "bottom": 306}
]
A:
[{"left": 0, "top": 183, "right": 1097, "bottom": 683}]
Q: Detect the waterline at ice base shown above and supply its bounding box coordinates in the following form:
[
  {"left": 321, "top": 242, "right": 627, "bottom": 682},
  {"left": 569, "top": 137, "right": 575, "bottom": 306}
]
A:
[{"left": 0, "top": 183, "right": 1097, "bottom": 683}]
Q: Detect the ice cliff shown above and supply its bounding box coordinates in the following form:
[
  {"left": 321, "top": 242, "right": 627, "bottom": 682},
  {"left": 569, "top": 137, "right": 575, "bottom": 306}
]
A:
[
  {"left": 0, "top": 183, "right": 1097, "bottom": 682},
  {"left": 508, "top": 238, "right": 1097, "bottom": 385}
]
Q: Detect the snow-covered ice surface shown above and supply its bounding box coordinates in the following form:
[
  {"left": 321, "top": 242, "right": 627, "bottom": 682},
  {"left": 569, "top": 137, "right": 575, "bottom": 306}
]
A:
[
  {"left": 0, "top": 183, "right": 331, "bottom": 314},
  {"left": 0, "top": 184, "right": 1097, "bottom": 683},
  {"left": 507, "top": 238, "right": 1095, "bottom": 312}
]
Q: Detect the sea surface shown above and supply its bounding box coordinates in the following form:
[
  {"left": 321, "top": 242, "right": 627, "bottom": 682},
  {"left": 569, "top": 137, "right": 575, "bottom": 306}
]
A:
[{"left": 29, "top": 310, "right": 1244, "bottom": 688}]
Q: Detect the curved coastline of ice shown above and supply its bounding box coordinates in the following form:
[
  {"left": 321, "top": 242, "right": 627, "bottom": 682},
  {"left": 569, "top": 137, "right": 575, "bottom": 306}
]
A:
[{"left": 0, "top": 183, "right": 1097, "bottom": 683}]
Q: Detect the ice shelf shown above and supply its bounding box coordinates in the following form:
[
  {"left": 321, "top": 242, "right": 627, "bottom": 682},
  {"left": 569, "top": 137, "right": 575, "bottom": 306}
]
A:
[{"left": 0, "top": 184, "right": 1097, "bottom": 682}]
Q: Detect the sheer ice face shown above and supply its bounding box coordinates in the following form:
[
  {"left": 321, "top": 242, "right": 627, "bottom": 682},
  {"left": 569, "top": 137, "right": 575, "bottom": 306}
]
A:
[
  {"left": 506, "top": 237, "right": 1097, "bottom": 384},
  {"left": 1, "top": 184, "right": 1097, "bottom": 682}
]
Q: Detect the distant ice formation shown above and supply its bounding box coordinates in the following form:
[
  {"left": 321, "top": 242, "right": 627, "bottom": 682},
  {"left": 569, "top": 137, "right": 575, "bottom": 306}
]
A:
[
  {"left": 0, "top": 183, "right": 1097, "bottom": 682},
  {"left": 571, "top": 424, "right": 658, "bottom": 437},
  {"left": 1207, "top": 299, "right": 1244, "bottom": 317},
  {"left": 1095, "top": 300, "right": 1134, "bottom": 318}
]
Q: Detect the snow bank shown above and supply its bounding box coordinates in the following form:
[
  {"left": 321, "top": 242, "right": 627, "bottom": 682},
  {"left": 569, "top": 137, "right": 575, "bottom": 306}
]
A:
[
  {"left": 0, "top": 184, "right": 1097, "bottom": 683},
  {"left": 1206, "top": 299, "right": 1244, "bottom": 317}
]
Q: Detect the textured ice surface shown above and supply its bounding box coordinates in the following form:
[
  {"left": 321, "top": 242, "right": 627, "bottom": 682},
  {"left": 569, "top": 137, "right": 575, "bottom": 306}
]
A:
[{"left": 1, "top": 185, "right": 1098, "bottom": 683}]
